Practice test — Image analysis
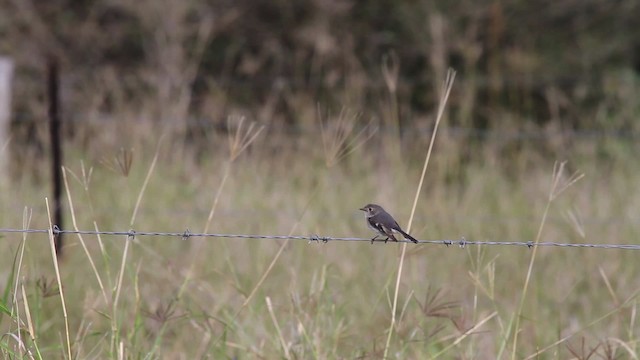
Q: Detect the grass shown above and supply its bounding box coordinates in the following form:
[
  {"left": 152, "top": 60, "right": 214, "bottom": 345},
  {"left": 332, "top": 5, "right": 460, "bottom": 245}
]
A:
[{"left": 1, "top": 111, "right": 640, "bottom": 358}]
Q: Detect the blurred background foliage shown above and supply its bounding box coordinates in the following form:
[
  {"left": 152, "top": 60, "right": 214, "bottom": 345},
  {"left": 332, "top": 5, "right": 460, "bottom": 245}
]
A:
[{"left": 1, "top": 0, "right": 640, "bottom": 153}]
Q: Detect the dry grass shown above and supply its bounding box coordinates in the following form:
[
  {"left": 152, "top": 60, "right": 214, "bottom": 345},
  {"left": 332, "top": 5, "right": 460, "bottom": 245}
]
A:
[{"left": 1, "top": 111, "right": 640, "bottom": 359}]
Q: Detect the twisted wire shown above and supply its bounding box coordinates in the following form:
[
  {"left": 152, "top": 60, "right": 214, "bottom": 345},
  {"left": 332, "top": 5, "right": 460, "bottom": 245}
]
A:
[{"left": 1, "top": 227, "right": 639, "bottom": 250}]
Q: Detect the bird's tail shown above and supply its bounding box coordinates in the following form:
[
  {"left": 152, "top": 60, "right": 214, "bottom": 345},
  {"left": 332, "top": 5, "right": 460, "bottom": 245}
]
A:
[{"left": 398, "top": 229, "right": 418, "bottom": 244}]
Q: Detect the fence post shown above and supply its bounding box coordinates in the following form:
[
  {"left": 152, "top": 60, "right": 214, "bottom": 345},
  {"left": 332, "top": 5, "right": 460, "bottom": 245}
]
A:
[
  {"left": 48, "top": 57, "right": 64, "bottom": 257},
  {"left": 0, "top": 56, "right": 13, "bottom": 184}
]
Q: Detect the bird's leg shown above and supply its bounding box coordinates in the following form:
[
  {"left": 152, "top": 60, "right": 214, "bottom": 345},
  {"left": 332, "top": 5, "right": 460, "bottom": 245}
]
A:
[{"left": 370, "top": 235, "right": 380, "bottom": 244}]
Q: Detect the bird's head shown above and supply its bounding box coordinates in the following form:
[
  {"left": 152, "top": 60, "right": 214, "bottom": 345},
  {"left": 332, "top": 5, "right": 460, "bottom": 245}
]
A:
[{"left": 359, "top": 204, "right": 383, "bottom": 216}]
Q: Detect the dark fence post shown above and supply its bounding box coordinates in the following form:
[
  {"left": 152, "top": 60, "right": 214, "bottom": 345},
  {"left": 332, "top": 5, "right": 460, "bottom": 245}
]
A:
[{"left": 47, "top": 57, "right": 64, "bottom": 257}]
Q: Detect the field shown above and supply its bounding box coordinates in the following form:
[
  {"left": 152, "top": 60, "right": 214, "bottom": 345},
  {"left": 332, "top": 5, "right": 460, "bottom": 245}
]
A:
[
  {"left": 2, "top": 97, "right": 640, "bottom": 359},
  {"left": 3, "top": 1, "right": 640, "bottom": 358}
]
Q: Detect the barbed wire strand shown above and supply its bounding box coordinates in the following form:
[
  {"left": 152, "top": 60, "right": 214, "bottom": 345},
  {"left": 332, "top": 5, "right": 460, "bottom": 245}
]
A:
[{"left": 1, "top": 227, "right": 639, "bottom": 250}]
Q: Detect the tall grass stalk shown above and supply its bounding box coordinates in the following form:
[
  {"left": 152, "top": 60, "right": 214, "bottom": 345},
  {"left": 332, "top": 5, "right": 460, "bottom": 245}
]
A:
[
  {"left": 19, "top": 283, "right": 37, "bottom": 357},
  {"left": 266, "top": 296, "right": 291, "bottom": 359},
  {"left": 110, "top": 138, "right": 162, "bottom": 355},
  {"left": 46, "top": 198, "right": 72, "bottom": 359},
  {"left": 62, "top": 167, "right": 108, "bottom": 303},
  {"left": 383, "top": 69, "right": 456, "bottom": 358},
  {"left": 178, "top": 116, "right": 264, "bottom": 299},
  {"left": 69, "top": 160, "right": 113, "bottom": 288},
  {"left": 507, "top": 161, "right": 584, "bottom": 359},
  {"left": 11, "top": 207, "right": 39, "bottom": 358}
]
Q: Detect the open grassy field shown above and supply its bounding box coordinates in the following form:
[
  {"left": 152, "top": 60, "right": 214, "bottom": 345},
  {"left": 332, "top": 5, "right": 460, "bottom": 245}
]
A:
[
  {"left": 1, "top": 108, "right": 639, "bottom": 359},
  {"left": 3, "top": 1, "right": 640, "bottom": 357}
]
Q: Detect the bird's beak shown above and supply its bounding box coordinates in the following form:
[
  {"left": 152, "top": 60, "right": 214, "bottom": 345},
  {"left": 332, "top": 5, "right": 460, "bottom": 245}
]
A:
[{"left": 359, "top": 207, "right": 366, "bottom": 211}]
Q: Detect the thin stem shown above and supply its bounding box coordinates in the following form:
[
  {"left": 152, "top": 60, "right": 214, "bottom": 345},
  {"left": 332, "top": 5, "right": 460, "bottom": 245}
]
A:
[
  {"left": 383, "top": 69, "right": 456, "bottom": 358},
  {"left": 46, "top": 198, "right": 72, "bottom": 359}
]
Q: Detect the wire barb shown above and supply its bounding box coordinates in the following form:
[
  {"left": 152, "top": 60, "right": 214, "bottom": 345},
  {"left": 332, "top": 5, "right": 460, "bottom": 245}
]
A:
[
  {"left": 309, "top": 234, "right": 329, "bottom": 244},
  {"left": 182, "top": 229, "right": 191, "bottom": 241}
]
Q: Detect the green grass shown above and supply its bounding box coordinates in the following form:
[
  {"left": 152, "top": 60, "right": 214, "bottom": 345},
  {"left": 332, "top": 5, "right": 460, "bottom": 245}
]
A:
[{"left": 1, "top": 115, "right": 640, "bottom": 358}]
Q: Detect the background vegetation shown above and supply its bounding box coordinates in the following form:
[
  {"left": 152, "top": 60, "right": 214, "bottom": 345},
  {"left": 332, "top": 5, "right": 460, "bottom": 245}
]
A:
[{"left": 1, "top": 0, "right": 640, "bottom": 358}]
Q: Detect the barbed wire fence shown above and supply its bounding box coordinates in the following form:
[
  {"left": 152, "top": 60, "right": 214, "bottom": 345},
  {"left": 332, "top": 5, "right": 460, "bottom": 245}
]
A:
[{"left": 1, "top": 227, "right": 640, "bottom": 250}]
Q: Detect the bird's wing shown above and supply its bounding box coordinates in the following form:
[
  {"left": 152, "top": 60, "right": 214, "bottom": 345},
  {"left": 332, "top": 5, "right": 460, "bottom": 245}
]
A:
[{"left": 368, "top": 217, "right": 385, "bottom": 232}]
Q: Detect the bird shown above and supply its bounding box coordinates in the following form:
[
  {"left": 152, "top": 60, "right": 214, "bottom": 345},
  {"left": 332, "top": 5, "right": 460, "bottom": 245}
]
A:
[{"left": 359, "top": 204, "right": 418, "bottom": 244}]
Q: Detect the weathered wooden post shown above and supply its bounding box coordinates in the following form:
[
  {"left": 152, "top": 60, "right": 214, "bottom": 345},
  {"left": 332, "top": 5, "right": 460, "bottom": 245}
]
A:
[{"left": 48, "top": 57, "right": 64, "bottom": 257}]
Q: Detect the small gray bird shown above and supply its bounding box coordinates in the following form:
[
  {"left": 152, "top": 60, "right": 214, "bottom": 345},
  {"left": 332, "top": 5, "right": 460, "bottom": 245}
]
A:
[{"left": 359, "top": 204, "right": 418, "bottom": 244}]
